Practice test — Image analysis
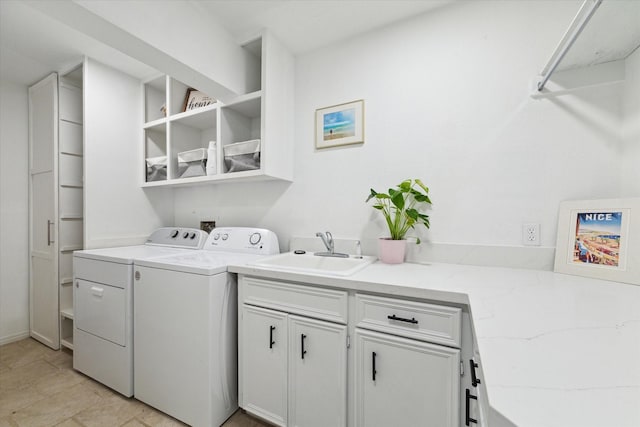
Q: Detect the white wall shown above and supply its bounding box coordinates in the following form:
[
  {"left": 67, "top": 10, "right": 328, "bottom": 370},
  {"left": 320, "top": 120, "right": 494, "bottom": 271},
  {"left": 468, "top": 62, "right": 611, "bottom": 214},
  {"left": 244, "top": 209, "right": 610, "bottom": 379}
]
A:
[
  {"left": 173, "top": 1, "right": 631, "bottom": 256},
  {"left": 0, "top": 79, "right": 30, "bottom": 343},
  {"left": 622, "top": 48, "right": 640, "bottom": 197},
  {"left": 29, "top": 0, "right": 260, "bottom": 101},
  {"left": 0, "top": 46, "right": 52, "bottom": 344},
  {"left": 83, "top": 58, "right": 173, "bottom": 249}
]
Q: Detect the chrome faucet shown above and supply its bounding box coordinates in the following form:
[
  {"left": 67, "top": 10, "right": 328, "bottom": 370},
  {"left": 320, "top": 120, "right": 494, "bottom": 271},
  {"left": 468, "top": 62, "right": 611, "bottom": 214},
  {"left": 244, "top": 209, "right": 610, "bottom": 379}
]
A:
[
  {"left": 315, "top": 231, "right": 348, "bottom": 258},
  {"left": 316, "top": 231, "right": 334, "bottom": 252}
]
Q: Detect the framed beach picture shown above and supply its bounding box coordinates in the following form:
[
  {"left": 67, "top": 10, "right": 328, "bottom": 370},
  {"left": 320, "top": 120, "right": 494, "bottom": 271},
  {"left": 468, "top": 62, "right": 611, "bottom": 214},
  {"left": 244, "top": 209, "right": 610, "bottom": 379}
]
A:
[
  {"left": 315, "top": 100, "right": 364, "bottom": 149},
  {"left": 554, "top": 198, "right": 640, "bottom": 285}
]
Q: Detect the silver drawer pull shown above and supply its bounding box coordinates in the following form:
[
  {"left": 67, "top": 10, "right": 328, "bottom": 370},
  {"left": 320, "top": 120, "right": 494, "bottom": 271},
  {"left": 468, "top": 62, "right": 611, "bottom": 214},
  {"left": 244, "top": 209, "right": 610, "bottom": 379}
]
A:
[{"left": 387, "top": 314, "right": 418, "bottom": 324}]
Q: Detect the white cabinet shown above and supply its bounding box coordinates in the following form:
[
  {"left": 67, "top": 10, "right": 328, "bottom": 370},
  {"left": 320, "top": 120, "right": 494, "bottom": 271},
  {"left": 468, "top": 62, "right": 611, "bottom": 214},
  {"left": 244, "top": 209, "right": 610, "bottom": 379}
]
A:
[
  {"left": 353, "top": 293, "right": 462, "bottom": 427},
  {"left": 354, "top": 329, "right": 460, "bottom": 427},
  {"left": 288, "top": 315, "right": 347, "bottom": 427},
  {"left": 141, "top": 31, "right": 294, "bottom": 187},
  {"left": 238, "top": 275, "right": 468, "bottom": 427},
  {"left": 239, "top": 278, "right": 348, "bottom": 427},
  {"left": 241, "top": 305, "right": 288, "bottom": 426},
  {"left": 29, "top": 73, "right": 59, "bottom": 350},
  {"left": 29, "top": 66, "right": 84, "bottom": 351}
]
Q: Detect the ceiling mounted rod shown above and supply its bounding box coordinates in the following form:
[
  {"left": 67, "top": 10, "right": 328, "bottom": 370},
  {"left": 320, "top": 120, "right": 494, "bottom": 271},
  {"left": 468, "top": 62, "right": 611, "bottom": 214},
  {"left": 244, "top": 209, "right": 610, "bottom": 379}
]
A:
[{"left": 537, "top": 0, "right": 602, "bottom": 92}]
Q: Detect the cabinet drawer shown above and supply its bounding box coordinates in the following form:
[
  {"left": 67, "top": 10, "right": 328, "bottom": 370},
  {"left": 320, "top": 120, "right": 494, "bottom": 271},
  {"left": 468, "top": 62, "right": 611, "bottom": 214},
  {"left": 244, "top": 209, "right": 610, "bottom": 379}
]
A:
[
  {"left": 355, "top": 294, "right": 461, "bottom": 348},
  {"left": 242, "top": 277, "right": 348, "bottom": 324}
]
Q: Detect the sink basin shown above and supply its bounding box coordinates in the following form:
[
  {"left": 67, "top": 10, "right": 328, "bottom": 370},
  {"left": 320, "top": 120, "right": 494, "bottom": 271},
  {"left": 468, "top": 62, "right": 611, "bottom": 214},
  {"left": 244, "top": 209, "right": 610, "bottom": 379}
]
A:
[{"left": 250, "top": 252, "right": 377, "bottom": 276}]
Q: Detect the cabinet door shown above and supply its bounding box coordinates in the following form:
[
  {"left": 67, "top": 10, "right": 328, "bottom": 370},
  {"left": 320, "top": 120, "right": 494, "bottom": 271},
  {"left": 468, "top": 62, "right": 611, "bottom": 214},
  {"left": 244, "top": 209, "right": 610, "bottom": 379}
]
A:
[
  {"left": 29, "top": 74, "right": 59, "bottom": 350},
  {"left": 240, "top": 305, "right": 288, "bottom": 427},
  {"left": 29, "top": 73, "right": 57, "bottom": 174},
  {"left": 354, "top": 328, "right": 460, "bottom": 427},
  {"left": 288, "top": 315, "right": 347, "bottom": 427}
]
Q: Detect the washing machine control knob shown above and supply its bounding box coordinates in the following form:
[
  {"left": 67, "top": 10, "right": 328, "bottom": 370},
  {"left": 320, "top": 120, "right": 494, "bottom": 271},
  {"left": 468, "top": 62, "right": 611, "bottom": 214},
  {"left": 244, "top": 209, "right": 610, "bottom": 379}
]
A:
[
  {"left": 249, "top": 232, "right": 262, "bottom": 245},
  {"left": 222, "top": 233, "right": 229, "bottom": 241},
  {"left": 189, "top": 232, "right": 196, "bottom": 239},
  {"left": 183, "top": 232, "right": 189, "bottom": 238},
  {"left": 171, "top": 230, "right": 179, "bottom": 238},
  {"left": 213, "top": 233, "right": 220, "bottom": 240}
]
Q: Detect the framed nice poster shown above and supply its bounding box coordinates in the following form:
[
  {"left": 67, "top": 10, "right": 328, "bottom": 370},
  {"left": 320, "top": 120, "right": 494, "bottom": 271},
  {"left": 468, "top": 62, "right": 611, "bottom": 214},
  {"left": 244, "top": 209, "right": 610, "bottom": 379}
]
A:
[
  {"left": 554, "top": 198, "right": 640, "bottom": 285},
  {"left": 315, "top": 100, "right": 364, "bottom": 149}
]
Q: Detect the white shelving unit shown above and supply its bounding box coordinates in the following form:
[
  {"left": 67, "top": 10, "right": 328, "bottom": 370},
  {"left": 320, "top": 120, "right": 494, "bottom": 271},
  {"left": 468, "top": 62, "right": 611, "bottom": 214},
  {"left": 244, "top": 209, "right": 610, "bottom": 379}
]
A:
[
  {"left": 141, "top": 32, "right": 294, "bottom": 187},
  {"left": 28, "top": 64, "right": 84, "bottom": 351},
  {"left": 58, "top": 65, "right": 84, "bottom": 351}
]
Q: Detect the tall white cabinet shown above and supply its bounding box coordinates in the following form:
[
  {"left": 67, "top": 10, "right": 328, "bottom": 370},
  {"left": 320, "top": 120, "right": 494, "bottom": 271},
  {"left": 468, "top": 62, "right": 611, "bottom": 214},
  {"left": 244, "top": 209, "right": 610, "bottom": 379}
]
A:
[
  {"left": 29, "top": 66, "right": 84, "bottom": 350},
  {"left": 29, "top": 73, "right": 59, "bottom": 349}
]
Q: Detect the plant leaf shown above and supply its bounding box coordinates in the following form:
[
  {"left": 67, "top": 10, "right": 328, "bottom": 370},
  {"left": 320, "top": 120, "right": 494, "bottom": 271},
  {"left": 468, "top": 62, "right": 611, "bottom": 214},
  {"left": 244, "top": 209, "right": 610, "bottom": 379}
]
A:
[
  {"left": 365, "top": 189, "right": 378, "bottom": 203},
  {"left": 415, "top": 179, "right": 429, "bottom": 193},
  {"left": 390, "top": 191, "right": 404, "bottom": 210},
  {"left": 398, "top": 180, "right": 411, "bottom": 191}
]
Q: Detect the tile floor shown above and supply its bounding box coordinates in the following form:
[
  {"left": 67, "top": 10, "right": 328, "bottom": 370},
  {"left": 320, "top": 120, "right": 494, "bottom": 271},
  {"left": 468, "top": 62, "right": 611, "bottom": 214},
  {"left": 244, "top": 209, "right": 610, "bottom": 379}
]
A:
[{"left": 0, "top": 338, "right": 270, "bottom": 427}]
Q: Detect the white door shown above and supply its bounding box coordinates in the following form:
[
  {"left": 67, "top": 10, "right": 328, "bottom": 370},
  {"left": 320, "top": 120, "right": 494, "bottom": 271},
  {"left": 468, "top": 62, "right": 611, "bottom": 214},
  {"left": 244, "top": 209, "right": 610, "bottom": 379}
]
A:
[
  {"left": 288, "top": 315, "right": 347, "bottom": 427},
  {"left": 354, "top": 328, "right": 460, "bottom": 427},
  {"left": 240, "top": 305, "right": 288, "bottom": 427},
  {"left": 29, "top": 73, "right": 59, "bottom": 349}
]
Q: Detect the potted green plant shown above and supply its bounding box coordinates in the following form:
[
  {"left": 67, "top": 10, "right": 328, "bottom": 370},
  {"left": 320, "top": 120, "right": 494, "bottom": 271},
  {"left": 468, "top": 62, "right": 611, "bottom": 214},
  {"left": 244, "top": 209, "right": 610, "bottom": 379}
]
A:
[{"left": 366, "top": 179, "right": 432, "bottom": 263}]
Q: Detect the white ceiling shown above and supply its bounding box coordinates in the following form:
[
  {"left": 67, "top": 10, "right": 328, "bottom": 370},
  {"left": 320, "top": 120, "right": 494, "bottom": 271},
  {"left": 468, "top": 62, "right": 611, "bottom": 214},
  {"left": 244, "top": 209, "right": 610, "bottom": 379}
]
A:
[
  {"left": 0, "top": 1, "right": 157, "bottom": 84},
  {"left": 1, "top": 0, "right": 638, "bottom": 86},
  {"left": 0, "top": 0, "right": 453, "bottom": 85},
  {"left": 195, "top": 0, "right": 453, "bottom": 54}
]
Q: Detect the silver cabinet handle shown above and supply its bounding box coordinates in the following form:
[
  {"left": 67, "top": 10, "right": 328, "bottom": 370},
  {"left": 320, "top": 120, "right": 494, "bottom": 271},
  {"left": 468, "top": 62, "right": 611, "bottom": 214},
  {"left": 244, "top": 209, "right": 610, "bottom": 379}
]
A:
[{"left": 47, "top": 220, "right": 54, "bottom": 246}]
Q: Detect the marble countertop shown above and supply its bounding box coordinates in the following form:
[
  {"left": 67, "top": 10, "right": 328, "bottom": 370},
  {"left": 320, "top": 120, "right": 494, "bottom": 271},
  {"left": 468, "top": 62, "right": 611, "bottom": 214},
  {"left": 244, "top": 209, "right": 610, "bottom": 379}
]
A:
[{"left": 229, "top": 260, "right": 640, "bottom": 427}]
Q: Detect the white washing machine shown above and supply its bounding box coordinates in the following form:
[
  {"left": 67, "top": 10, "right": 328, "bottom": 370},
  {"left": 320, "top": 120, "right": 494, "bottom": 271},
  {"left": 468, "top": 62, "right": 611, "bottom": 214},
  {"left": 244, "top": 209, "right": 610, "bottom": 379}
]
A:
[
  {"left": 133, "top": 227, "right": 279, "bottom": 427},
  {"left": 72, "top": 227, "right": 208, "bottom": 397}
]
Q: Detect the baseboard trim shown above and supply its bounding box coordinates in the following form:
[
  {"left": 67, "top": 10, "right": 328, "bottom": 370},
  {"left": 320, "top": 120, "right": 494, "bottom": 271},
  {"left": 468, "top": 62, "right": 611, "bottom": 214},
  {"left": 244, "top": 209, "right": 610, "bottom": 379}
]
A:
[{"left": 0, "top": 331, "right": 30, "bottom": 346}]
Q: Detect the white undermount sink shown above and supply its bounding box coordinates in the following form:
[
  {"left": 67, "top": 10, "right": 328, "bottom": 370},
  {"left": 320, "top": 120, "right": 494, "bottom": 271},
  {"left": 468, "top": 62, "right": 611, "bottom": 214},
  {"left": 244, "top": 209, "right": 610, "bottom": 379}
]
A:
[{"left": 250, "top": 251, "right": 377, "bottom": 276}]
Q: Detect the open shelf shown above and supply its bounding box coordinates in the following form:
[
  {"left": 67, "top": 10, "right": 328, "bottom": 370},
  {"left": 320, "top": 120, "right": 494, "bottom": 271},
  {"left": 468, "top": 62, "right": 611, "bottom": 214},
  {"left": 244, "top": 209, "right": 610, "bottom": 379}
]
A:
[
  {"left": 145, "top": 75, "right": 167, "bottom": 122},
  {"left": 140, "top": 32, "right": 293, "bottom": 187},
  {"left": 60, "top": 308, "right": 74, "bottom": 320}
]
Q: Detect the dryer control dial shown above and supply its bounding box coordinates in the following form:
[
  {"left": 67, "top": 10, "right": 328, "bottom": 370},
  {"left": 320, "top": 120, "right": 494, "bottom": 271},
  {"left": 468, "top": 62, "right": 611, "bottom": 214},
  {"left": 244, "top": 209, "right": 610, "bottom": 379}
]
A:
[
  {"left": 183, "top": 232, "right": 189, "bottom": 238},
  {"left": 171, "top": 230, "right": 179, "bottom": 238},
  {"left": 249, "top": 232, "right": 262, "bottom": 245},
  {"left": 213, "top": 233, "right": 220, "bottom": 240},
  {"left": 222, "top": 233, "right": 229, "bottom": 241}
]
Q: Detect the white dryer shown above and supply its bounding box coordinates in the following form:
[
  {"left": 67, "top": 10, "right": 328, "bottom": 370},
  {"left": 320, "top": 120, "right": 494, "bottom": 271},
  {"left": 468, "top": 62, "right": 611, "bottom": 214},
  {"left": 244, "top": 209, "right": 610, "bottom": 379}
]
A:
[
  {"left": 133, "top": 227, "right": 279, "bottom": 427},
  {"left": 72, "top": 227, "right": 208, "bottom": 397}
]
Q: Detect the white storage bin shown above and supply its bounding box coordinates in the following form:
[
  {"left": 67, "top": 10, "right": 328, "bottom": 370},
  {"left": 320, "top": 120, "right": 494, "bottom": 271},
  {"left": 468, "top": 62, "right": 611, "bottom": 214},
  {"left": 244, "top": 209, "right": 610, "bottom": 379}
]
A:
[
  {"left": 178, "top": 148, "right": 207, "bottom": 178},
  {"left": 146, "top": 156, "right": 167, "bottom": 182},
  {"left": 224, "top": 139, "right": 260, "bottom": 172}
]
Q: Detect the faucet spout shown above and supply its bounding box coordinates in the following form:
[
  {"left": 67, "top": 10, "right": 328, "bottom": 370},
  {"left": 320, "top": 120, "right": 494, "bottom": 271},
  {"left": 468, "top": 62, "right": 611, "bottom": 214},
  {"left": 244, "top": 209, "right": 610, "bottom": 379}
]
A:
[
  {"left": 316, "top": 231, "right": 334, "bottom": 253},
  {"left": 315, "top": 231, "right": 349, "bottom": 258}
]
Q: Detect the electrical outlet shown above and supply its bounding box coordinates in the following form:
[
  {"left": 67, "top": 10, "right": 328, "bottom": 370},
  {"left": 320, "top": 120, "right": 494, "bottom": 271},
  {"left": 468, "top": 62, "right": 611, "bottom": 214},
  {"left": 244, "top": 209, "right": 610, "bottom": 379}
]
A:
[
  {"left": 522, "top": 223, "right": 540, "bottom": 246},
  {"left": 200, "top": 220, "right": 216, "bottom": 233}
]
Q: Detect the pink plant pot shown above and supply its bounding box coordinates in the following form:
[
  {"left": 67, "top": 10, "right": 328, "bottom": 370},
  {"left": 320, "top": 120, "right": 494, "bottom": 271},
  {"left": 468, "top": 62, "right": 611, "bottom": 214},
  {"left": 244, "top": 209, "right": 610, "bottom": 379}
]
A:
[{"left": 378, "top": 238, "right": 407, "bottom": 264}]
